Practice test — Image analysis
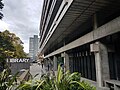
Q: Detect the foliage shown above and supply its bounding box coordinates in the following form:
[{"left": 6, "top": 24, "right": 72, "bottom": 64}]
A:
[
  {"left": 0, "top": 30, "right": 15, "bottom": 69},
  {"left": 17, "top": 65, "right": 96, "bottom": 90},
  {"left": 0, "top": 66, "right": 96, "bottom": 90},
  {"left": 0, "top": 30, "right": 27, "bottom": 70},
  {"left": 0, "top": 0, "right": 4, "bottom": 19},
  {"left": 14, "top": 44, "right": 26, "bottom": 58},
  {"left": 0, "top": 69, "right": 18, "bottom": 90},
  {"left": 2, "top": 30, "right": 27, "bottom": 57},
  {"left": 0, "top": 30, "right": 27, "bottom": 59}
]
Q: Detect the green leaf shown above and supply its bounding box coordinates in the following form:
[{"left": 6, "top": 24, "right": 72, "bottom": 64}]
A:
[{"left": 36, "top": 80, "right": 45, "bottom": 90}]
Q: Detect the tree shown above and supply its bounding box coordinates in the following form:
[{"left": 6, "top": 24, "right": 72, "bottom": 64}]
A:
[
  {"left": 0, "top": 30, "right": 27, "bottom": 71},
  {"left": 0, "top": 31, "right": 15, "bottom": 71},
  {"left": 14, "top": 43, "right": 27, "bottom": 58},
  {"left": 0, "top": 0, "right": 4, "bottom": 19}
]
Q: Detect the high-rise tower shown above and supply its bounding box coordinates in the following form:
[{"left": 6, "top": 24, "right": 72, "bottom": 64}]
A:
[{"left": 29, "top": 35, "right": 39, "bottom": 62}]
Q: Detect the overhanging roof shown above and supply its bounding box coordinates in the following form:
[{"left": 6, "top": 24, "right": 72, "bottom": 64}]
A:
[{"left": 40, "top": 0, "right": 120, "bottom": 54}]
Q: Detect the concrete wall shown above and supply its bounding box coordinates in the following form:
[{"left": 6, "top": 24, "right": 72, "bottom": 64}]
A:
[{"left": 10, "top": 62, "right": 30, "bottom": 75}]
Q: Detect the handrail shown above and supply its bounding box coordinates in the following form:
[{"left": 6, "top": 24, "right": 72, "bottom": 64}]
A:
[{"left": 18, "top": 70, "right": 31, "bottom": 83}]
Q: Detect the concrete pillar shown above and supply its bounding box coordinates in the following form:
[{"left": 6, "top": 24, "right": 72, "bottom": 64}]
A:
[
  {"left": 99, "top": 43, "right": 110, "bottom": 85},
  {"left": 64, "top": 52, "right": 69, "bottom": 72},
  {"left": 92, "top": 13, "right": 110, "bottom": 87},
  {"left": 93, "top": 13, "right": 98, "bottom": 29},
  {"left": 91, "top": 42, "right": 110, "bottom": 87},
  {"left": 53, "top": 56, "right": 57, "bottom": 71}
]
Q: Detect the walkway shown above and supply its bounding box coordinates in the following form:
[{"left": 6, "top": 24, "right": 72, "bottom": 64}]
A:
[{"left": 30, "top": 63, "right": 46, "bottom": 80}]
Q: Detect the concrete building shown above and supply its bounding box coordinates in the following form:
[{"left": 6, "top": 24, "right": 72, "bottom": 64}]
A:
[
  {"left": 29, "top": 35, "right": 39, "bottom": 62},
  {"left": 39, "top": 0, "right": 120, "bottom": 89}
]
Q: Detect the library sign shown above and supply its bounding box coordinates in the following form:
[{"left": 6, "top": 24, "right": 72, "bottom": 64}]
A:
[{"left": 8, "top": 58, "right": 30, "bottom": 63}]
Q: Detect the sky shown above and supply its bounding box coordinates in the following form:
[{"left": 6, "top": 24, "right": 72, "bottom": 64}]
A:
[{"left": 0, "top": 0, "right": 43, "bottom": 53}]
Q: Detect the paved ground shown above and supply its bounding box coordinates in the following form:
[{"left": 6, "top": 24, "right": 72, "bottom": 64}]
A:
[{"left": 30, "top": 63, "right": 46, "bottom": 80}]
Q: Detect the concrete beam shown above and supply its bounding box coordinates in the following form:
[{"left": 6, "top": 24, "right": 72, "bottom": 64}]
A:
[{"left": 45, "top": 16, "right": 120, "bottom": 58}]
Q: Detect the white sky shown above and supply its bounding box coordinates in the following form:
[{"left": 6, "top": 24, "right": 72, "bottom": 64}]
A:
[{"left": 0, "top": 0, "right": 43, "bottom": 53}]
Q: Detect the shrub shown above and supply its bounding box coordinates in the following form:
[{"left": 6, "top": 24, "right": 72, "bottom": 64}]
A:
[
  {"left": 0, "top": 69, "right": 18, "bottom": 90},
  {"left": 17, "top": 65, "right": 96, "bottom": 90}
]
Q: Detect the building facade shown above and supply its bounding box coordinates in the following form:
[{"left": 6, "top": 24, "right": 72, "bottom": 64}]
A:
[
  {"left": 29, "top": 35, "right": 39, "bottom": 62},
  {"left": 39, "top": 0, "right": 120, "bottom": 89}
]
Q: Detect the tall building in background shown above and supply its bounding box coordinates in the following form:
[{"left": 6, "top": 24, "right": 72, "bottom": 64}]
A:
[{"left": 29, "top": 35, "right": 39, "bottom": 62}]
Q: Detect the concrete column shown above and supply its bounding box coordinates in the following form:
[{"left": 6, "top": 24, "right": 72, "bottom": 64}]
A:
[
  {"left": 91, "top": 42, "right": 110, "bottom": 87},
  {"left": 53, "top": 56, "right": 57, "bottom": 71},
  {"left": 93, "top": 13, "right": 98, "bottom": 29},
  {"left": 94, "top": 42, "right": 102, "bottom": 87},
  {"left": 92, "top": 13, "right": 110, "bottom": 87},
  {"left": 64, "top": 52, "right": 69, "bottom": 72},
  {"left": 100, "top": 43, "right": 110, "bottom": 84}
]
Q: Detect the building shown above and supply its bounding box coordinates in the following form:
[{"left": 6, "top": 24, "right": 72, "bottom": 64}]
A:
[
  {"left": 29, "top": 35, "right": 39, "bottom": 62},
  {"left": 39, "top": 0, "right": 120, "bottom": 90}
]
